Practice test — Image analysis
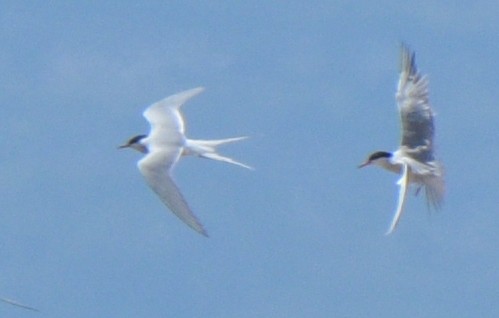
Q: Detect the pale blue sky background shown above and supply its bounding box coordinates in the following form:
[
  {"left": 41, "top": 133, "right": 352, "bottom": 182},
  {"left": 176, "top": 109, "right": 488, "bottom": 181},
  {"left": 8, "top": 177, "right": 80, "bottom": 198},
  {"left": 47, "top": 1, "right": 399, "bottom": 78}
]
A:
[{"left": 1, "top": 1, "right": 498, "bottom": 317}]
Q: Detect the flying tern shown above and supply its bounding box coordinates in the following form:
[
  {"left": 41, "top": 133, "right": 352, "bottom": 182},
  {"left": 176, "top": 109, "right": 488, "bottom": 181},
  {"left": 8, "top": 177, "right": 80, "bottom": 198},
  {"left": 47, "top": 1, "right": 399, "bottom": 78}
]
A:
[
  {"left": 120, "top": 87, "right": 251, "bottom": 237},
  {"left": 359, "top": 45, "right": 445, "bottom": 234}
]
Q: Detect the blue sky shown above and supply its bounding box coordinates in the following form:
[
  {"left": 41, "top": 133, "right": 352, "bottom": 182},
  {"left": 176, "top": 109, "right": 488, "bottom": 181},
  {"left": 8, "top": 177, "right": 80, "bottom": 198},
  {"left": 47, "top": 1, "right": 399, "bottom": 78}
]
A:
[{"left": 1, "top": 1, "right": 498, "bottom": 317}]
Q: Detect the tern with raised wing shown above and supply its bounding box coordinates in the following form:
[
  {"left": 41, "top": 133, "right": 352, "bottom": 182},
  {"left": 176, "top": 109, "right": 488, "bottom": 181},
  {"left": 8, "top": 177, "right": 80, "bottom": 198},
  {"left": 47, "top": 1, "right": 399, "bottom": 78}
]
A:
[
  {"left": 120, "top": 87, "right": 251, "bottom": 237},
  {"left": 359, "top": 45, "right": 445, "bottom": 234}
]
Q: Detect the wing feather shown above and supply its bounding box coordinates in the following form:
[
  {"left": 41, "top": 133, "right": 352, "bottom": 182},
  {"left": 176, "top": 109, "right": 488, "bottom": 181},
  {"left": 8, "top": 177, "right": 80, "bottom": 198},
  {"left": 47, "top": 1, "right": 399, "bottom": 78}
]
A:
[
  {"left": 0, "top": 297, "right": 38, "bottom": 312},
  {"left": 424, "top": 172, "right": 445, "bottom": 210},
  {"left": 138, "top": 150, "right": 208, "bottom": 237},
  {"left": 396, "top": 45, "right": 435, "bottom": 163},
  {"left": 143, "top": 87, "right": 205, "bottom": 149},
  {"left": 386, "top": 163, "right": 410, "bottom": 235}
]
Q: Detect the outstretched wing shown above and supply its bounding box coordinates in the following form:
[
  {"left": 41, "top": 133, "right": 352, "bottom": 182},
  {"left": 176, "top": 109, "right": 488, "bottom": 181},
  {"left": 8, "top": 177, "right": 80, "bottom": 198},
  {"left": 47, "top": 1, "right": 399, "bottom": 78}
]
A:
[
  {"left": 143, "top": 87, "right": 205, "bottom": 150},
  {"left": 138, "top": 149, "right": 208, "bottom": 237},
  {"left": 396, "top": 45, "right": 435, "bottom": 163},
  {"left": 386, "top": 163, "right": 410, "bottom": 235}
]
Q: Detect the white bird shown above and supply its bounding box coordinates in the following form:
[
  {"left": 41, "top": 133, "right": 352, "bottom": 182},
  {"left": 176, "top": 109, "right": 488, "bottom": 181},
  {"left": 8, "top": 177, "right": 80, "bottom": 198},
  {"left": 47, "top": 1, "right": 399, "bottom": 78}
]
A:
[
  {"left": 120, "top": 87, "right": 251, "bottom": 237},
  {"left": 359, "top": 45, "right": 445, "bottom": 235}
]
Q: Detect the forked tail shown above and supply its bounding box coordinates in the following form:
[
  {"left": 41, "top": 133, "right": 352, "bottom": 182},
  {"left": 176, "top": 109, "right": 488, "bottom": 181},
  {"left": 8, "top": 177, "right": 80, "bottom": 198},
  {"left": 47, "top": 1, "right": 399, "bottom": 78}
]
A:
[{"left": 184, "top": 137, "right": 252, "bottom": 169}]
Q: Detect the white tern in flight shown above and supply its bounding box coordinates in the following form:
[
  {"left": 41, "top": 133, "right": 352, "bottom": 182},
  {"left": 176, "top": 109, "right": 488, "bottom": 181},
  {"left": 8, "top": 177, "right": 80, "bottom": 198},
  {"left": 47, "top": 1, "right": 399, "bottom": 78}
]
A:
[
  {"left": 120, "top": 87, "right": 251, "bottom": 236},
  {"left": 359, "top": 45, "right": 445, "bottom": 234}
]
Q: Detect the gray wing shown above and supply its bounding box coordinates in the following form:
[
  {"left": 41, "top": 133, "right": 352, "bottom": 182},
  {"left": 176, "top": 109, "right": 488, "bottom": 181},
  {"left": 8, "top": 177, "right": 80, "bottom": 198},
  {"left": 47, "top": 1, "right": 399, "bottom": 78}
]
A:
[
  {"left": 138, "top": 150, "right": 208, "bottom": 237},
  {"left": 396, "top": 45, "right": 435, "bottom": 163},
  {"left": 143, "top": 87, "right": 205, "bottom": 148}
]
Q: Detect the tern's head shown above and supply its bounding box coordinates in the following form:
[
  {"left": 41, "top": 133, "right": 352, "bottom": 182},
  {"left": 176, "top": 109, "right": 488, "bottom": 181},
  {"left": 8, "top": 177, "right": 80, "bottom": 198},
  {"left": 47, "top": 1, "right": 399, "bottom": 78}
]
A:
[
  {"left": 118, "top": 134, "right": 148, "bottom": 153},
  {"left": 358, "top": 151, "right": 392, "bottom": 168}
]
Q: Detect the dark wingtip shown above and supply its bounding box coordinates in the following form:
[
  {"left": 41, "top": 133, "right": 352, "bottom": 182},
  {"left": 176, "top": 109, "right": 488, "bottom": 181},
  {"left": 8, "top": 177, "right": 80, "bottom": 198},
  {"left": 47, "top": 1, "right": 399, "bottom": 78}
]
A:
[{"left": 400, "top": 43, "right": 417, "bottom": 75}]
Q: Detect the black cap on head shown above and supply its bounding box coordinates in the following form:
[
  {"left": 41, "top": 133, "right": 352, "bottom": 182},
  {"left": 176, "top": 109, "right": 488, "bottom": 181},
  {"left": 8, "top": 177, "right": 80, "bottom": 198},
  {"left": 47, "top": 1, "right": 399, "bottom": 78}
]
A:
[
  {"left": 367, "top": 151, "right": 392, "bottom": 161},
  {"left": 359, "top": 151, "right": 392, "bottom": 168},
  {"left": 127, "top": 134, "right": 147, "bottom": 145}
]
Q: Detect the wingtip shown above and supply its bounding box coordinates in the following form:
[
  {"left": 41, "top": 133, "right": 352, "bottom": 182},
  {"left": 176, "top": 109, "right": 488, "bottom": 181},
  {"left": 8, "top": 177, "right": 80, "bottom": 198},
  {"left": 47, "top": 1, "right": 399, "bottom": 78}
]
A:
[
  {"left": 399, "top": 43, "right": 417, "bottom": 76},
  {"left": 384, "top": 216, "right": 399, "bottom": 235},
  {"left": 183, "top": 220, "right": 210, "bottom": 237},
  {"left": 384, "top": 226, "right": 396, "bottom": 236},
  {"left": 178, "top": 86, "right": 206, "bottom": 101},
  {"left": 198, "top": 227, "right": 210, "bottom": 238},
  {"left": 0, "top": 297, "right": 39, "bottom": 312},
  {"left": 190, "top": 86, "right": 206, "bottom": 94}
]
